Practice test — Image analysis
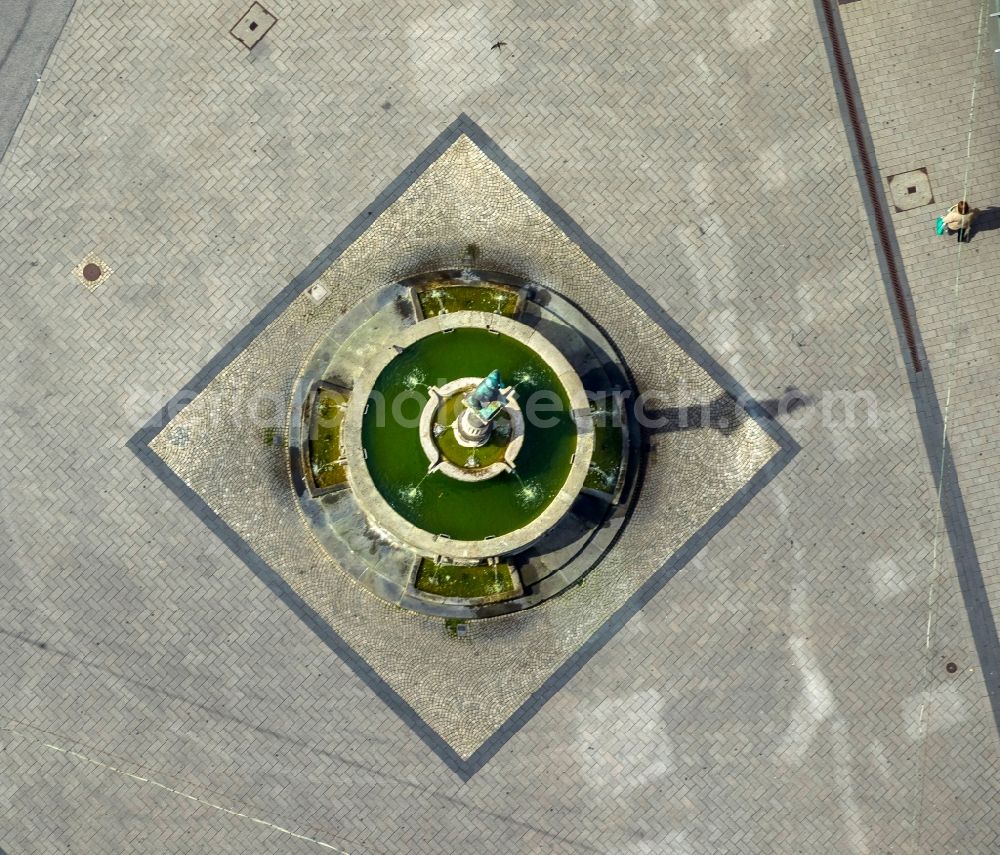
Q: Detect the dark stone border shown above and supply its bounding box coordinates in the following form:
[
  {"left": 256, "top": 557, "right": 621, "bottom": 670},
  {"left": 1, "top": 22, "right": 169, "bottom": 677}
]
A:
[
  {"left": 814, "top": 0, "right": 1000, "bottom": 735},
  {"left": 127, "top": 114, "right": 800, "bottom": 779}
]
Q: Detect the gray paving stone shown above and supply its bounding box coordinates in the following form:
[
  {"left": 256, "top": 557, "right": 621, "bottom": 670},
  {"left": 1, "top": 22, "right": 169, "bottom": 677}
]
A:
[
  {"left": 841, "top": 0, "right": 1000, "bottom": 686},
  {"left": 0, "top": 0, "right": 76, "bottom": 161},
  {"left": 0, "top": 0, "right": 996, "bottom": 852}
]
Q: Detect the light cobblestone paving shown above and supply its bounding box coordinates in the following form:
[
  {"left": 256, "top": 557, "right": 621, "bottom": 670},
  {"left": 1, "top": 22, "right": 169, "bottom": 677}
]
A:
[{"left": 0, "top": 0, "right": 997, "bottom": 852}]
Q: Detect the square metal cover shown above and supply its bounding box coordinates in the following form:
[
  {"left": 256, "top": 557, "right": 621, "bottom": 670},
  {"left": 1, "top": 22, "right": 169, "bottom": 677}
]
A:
[
  {"left": 230, "top": 2, "right": 277, "bottom": 49},
  {"left": 887, "top": 167, "right": 934, "bottom": 212}
]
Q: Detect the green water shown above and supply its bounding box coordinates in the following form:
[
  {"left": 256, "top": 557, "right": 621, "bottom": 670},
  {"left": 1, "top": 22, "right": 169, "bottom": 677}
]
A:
[
  {"left": 309, "top": 388, "right": 348, "bottom": 489},
  {"left": 418, "top": 283, "right": 519, "bottom": 318},
  {"left": 584, "top": 399, "right": 624, "bottom": 492},
  {"left": 361, "top": 328, "right": 577, "bottom": 540},
  {"left": 415, "top": 559, "right": 515, "bottom": 598}
]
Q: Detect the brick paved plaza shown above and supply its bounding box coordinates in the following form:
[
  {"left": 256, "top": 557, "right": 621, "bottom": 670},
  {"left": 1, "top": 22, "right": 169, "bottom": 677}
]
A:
[{"left": 1, "top": 1, "right": 999, "bottom": 853}]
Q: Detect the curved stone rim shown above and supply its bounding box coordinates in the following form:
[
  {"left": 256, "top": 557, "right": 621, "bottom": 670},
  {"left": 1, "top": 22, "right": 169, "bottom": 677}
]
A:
[
  {"left": 343, "top": 311, "right": 594, "bottom": 561},
  {"left": 418, "top": 378, "right": 525, "bottom": 482}
]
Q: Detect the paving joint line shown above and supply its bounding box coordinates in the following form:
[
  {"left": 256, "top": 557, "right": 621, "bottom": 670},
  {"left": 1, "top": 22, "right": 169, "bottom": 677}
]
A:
[
  {"left": 915, "top": 1, "right": 991, "bottom": 843},
  {"left": 1, "top": 725, "right": 355, "bottom": 854},
  {"left": 814, "top": 0, "right": 1000, "bottom": 741}
]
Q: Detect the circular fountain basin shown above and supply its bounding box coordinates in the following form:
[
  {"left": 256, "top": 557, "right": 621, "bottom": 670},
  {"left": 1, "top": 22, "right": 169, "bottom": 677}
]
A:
[{"left": 343, "top": 312, "right": 594, "bottom": 562}]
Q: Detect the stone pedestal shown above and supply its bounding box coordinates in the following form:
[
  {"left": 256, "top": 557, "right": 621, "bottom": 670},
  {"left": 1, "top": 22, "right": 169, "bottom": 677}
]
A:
[{"left": 455, "top": 408, "right": 491, "bottom": 447}]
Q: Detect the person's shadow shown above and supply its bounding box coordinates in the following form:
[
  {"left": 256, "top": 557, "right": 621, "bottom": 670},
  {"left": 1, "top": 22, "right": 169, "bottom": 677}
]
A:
[{"left": 973, "top": 206, "right": 1000, "bottom": 235}]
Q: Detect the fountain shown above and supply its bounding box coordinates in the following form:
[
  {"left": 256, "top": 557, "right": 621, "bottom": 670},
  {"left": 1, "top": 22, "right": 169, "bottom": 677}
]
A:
[
  {"left": 289, "top": 271, "right": 633, "bottom": 618},
  {"left": 417, "top": 367, "right": 525, "bottom": 483},
  {"left": 344, "top": 311, "right": 593, "bottom": 559}
]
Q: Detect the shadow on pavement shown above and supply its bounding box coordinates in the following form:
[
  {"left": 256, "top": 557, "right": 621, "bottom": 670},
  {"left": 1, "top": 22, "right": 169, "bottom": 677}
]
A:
[{"left": 973, "top": 206, "right": 1000, "bottom": 234}]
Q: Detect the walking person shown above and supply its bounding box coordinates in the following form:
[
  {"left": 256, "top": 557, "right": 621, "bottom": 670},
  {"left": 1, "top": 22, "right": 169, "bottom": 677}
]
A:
[{"left": 941, "top": 200, "right": 975, "bottom": 242}]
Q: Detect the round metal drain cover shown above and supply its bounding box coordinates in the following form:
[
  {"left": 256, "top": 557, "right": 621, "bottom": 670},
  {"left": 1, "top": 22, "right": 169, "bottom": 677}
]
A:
[
  {"left": 946, "top": 662, "right": 958, "bottom": 673},
  {"left": 82, "top": 263, "right": 103, "bottom": 282}
]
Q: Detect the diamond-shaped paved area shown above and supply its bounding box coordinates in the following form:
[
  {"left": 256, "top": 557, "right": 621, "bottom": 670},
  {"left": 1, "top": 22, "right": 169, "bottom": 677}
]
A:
[
  {"left": 141, "top": 131, "right": 786, "bottom": 764},
  {"left": 0, "top": 0, "right": 998, "bottom": 853}
]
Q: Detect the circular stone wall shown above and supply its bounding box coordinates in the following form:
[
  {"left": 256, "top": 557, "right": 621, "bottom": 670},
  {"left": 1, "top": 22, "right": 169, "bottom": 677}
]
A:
[
  {"left": 342, "top": 312, "right": 594, "bottom": 561},
  {"left": 418, "top": 378, "right": 526, "bottom": 482}
]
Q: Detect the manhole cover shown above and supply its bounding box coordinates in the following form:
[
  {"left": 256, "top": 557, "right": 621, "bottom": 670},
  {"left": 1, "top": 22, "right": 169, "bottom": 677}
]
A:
[
  {"left": 230, "top": 2, "right": 277, "bottom": 49},
  {"left": 946, "top": 661, "right": 958, "bottom": 673},
  {"left": 886, "top": 168, "right": 934, "bottom": 212},
  {"left": 74, "top": 253, "right": 113, "bottom": 291}
]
